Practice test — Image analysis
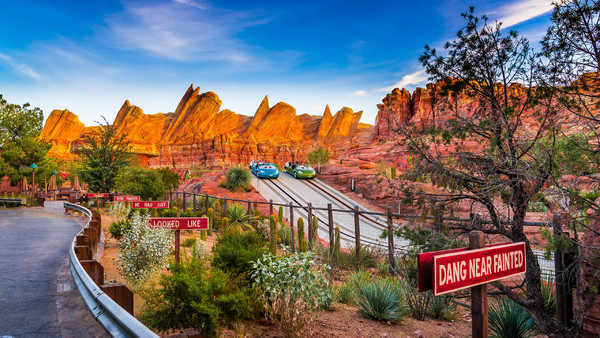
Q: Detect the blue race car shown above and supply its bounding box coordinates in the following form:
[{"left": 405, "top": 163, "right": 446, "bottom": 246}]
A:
[{"left": 250, "top": 162, "right": 280, "bottom": 179}]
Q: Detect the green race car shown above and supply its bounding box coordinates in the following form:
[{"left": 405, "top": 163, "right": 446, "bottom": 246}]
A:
[{"left": 284, "top": 162, "right": 316, "bottom": 179}]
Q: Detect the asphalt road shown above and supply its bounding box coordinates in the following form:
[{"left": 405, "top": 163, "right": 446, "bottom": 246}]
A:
[{"left": 0, "top": 203, "right": 107, "bottom": 337}]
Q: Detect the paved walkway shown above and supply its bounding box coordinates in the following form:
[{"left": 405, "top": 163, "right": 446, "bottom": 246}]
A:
[{"left": 0, "top": 202, "right": 107, "bottom": 337}]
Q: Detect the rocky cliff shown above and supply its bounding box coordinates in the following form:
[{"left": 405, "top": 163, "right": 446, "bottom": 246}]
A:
[{"left": 40, "top": 85, "right": 370, "bottom": 166}]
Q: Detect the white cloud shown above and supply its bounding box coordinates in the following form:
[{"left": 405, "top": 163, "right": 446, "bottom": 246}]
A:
[
  {"left": 490, "top": 0, "right": 554, "bottom": 29},
  {"left": 378, "top": 70, "right": 428, "bottom": 92},
  {"left": 351, "top": 90, "right": 368, "bottom": 97},
  {"left": 103, "top": 2, "right": 267, "bottom": 62},
  {"left": 0, "top": 53, "right": 42, "bottom": 81}
]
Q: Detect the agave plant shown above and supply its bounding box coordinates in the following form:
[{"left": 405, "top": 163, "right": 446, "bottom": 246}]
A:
[
  {"left": 489, "top": 296, "right": 537, "bottom": 338},
  {"left": 225, "top": 167, "right": 251, "bottom": 192},
  {"left": 227, "top": 203, "right": 255, "bottom": 232},
  {"left": 355, "top": 279, "right": 408, "bottom": 323}
]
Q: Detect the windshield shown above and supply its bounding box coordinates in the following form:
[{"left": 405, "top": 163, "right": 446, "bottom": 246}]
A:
[{"left": 297, "top": 165, "right": 312, "bottom": 170}]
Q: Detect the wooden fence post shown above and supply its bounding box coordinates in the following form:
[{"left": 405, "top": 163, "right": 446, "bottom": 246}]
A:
[
  {"left": 248, "top": 199, "right": 252, "bottom": 224},
  {"left": 193, "top": 193, "right": 196, "bottom": 212},
  {"left": 328, "top": 203, "right": 334, "bottom": 254},
  {"left": 470, "top": 230, "right": 488, "bottom": 338},
  {"left": 289, "top": 202, "right": 295, "bottom": 252},
  {"left": 205, "top": 193, "right": 209, "bottom": 213},
  {"left": 223, "top": 198, "right": 228, "bottom": 216},
  {"left": 553, "top": 213, "right": 569, "bottom": 326},
  {"left": 387, "top": 206, "right": 395, "bottom": 274},
  {"left": 182, "top": 192, "right": 186, "bottom": 210},
  {"left": 307, "top": 203, "right": 313, "bottom": 251},
  {"left": 269, "top": 200, "right": 273, "bottom": 217},
  {"left": 354, "top": 205, "right": 361, "bottom": 261}
]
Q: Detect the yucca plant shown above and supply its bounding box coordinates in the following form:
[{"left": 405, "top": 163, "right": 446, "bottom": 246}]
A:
[
  {"left": 541, "top": 278, "right": 556, "bottom": 317},
  {"left": 227, "top": 203, "right": 255, "bottom": 232},
  {"left": 346, "top": 270, "right": 373, "bottom": 293},
  {"left": 335, "top": 283, "right": 355, "bottom": 304},
  {"left": 427, "top": 295, "right": 457, "bottom": 321},
  {"left": 489, "top": 296, "right": 537, "bottom": 338},
  {"left": 355, "top": 279, "right": 408, "bottom": 323},
  {"left": 225, "top": 167, "right": 251, "bottom": 192}
]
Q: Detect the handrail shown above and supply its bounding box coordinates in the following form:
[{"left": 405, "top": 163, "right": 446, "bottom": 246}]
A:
[{"left": 64, "top": 202, "right": 158, "bottom": 338}]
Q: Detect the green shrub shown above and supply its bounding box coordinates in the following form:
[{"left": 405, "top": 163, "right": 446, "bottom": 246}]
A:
[
  {"left": 224, "top": 167, "right": 251, "bottom": 192},
  {"left": 140, "top": 252, "right": 257, "bottom": 337},
  {"left": 115, "top": 213, "right": 173, "bottom": 289},
  {"left": 109, "top": 220, "right": 131, "bottom": 240},
  {"left": 211, "top": 231, "right": 266, "bottom": 280},
  {"left": 252, "top": 252, "right": 331, "bottom": 311},
  {"left": 489, "top": 296, "right": 537, "bottom": 338},
  {"left": 181, "top": 237, "right": 197, "bottom": 247},
  {"left": 427, "top": 296, "right": 457, "bottom": 321},
  {"left": 527, "top": 201, "right": 548, "bottom": 212},
  {"left": 278, "top": 225, "right": 291, "bottom": 246},
  {"left": 335, "top": 283, "right": 355, "bottom": 304},
  {"left": 108, "top": 201, "right": 131, "bottom": 223},
  {"left": 355, "top": 279, "right": 408, "bottom": 323}
]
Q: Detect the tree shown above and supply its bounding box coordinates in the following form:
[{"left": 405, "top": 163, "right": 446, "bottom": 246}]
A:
[
  {"left": 117, "top": 167, "right": 165, "bottom": 201},
  {"left": 406, "top": 7, "right": 571, "bottom": 336},
  {"left": 78, "top": 117, "right": 132, "bottom": 193},
  {"left": 156, "top": 167, "right": 181, "bottom": 192},
  {"left": 0, "top": 95, "right": 51, "bottom": 181},
  {"left": 307, "top": 147, "right": 331, "bottom": 173}
]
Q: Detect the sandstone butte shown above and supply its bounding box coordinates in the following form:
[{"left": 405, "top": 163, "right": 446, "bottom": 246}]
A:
[
  {"left": 39, "top": 85, "right": 370, "bottom": 166},
  {"left": 40, "top": 78, "right": 588, "bottom": 168}
]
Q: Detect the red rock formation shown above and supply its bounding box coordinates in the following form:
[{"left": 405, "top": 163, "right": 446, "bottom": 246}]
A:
[
  {"left": 41, "top": 84, "right": 369, "bottom": 166},
  {"left": 372, "top": 88, "right": 412, "bottom": 141},
  {"left": 39, "top": 109, "right": 86, "bottom": 160}
]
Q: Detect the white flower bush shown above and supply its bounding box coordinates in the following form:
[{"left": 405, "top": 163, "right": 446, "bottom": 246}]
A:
[
  {"left": 108, "top": 201, "right": 131, "bottom": 223},
  {"left": 116, "top": 212, "right": 173, "bottom": 289}
]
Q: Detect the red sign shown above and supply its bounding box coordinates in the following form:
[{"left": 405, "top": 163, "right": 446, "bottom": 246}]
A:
[
  {"left": 148, "top": 217, "right": 209, "bottom": 230},
  {"left": 114, "top": 195, "right": 140, "bottom": 202},
  {"left": 132, "top": 201, "right": 169, "bottom": 209},
  {"left": 88, "top": 193, "right": 109, "bottom": 198},
  {"left": 432, "top": 242, "right": 526, "bottom": 295}
]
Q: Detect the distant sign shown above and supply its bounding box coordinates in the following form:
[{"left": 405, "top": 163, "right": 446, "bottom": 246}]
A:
[
  {"left": 148, "top": 217, "right": 209, "bottom": 230},
  {"left": 113, "top": 195, "right": 140, "bottom": 202},
  {"left": 132, "top": 201, "right": 169, "bottom": 209},
  {"left": 432, "top": 242, "right": 526, "bottom": 295},
  {"left": 88, "top": 193, "right": 109, "bottom": 198}
]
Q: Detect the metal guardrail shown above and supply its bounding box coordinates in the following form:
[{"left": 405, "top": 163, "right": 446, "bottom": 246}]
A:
[
  {"left": 0, "top": 198, "right": 26, "bottom": 205},
  {"left": 64, "top": 202, "right": 158, "bottom": 338}
]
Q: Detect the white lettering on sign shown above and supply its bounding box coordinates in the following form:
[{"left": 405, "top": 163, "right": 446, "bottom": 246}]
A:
[{"left": 437, "top": 250, "right": 525, "bottom": 286}]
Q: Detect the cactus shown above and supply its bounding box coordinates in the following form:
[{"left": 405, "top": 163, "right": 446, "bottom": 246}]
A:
[
  {"left": 222, "top": 217, "right": 229, "bottom": 234},
  {"left": 207, "top": 208, "right": 214, "bottom": 235},
  {"left": 301, "top": 239, "right": 308, "bottom": 253},
  {"left": 340, "top": 159, "right": 343, "bottom": 164},
  {"left": 391, "top": 166, "right": 396, "bottom": 180},
  {"left": 334, "top": 226, "right": 341, "bottom": 253},
  {"left": 176, "top": 196, "right": 182, "bottom": 209},
  {"left": 297, "top": 218, "right": 305, "bottom": 252},
  {"left": 269, "top": 215, "right": 277, "bottom": 254},
  {"left": 312, "top": 216, "right": 319, "bottom": 246},
  {"left": 278, "top": 205, "right": 284, "bottom": 224},
  {"left": 201, "top": 230, "right": 207, "bottom": 241},
  {"left": 254, "top": 202, "right": 258, "bottom": 211}
]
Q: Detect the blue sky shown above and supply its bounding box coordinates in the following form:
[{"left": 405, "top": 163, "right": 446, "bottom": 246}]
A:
[{"left": 0, "top": 0, "right": 554, "bottom": 126}]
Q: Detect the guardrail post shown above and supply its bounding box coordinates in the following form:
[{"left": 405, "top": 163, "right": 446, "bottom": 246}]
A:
[
  {"left": 205, "top": 193, "right": 209, "bottom": 214},
  {"left": 289, "top": 202, "right": 295, "bottom": 252},
  {"left": 74, "top": 246, "right": 93, "bottom": 261},
  {"left": 76, "top": 234, "right": 93, "bottom": 252},
  {"left": 328, "top": 203, "right": 334, "bottom": 254},
  {"left": 307, "top": 203, "right": 313, "bottom": 251},
  {"left": 101, "top": 283, "right": 134, "bottom": 315},
  {"left": 354, "top": 205, "right": 360, "bottom": 261},
  {"left": 83, "top": 227, "right": 98, "bottom": 252},
  {"left": 387, "top": 206, "right": 395, "bottom": 274},
  {"left": 80, "top": 260, "right": 104, "bottom": 286}
]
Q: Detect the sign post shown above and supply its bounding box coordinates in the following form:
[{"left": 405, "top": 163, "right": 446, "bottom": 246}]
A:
[
  {"left": 88, "top": 193, "right": 109, "bottom": 209},
  {"left": 418, "top": 232, "right": 526, "bottom": 338}
]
